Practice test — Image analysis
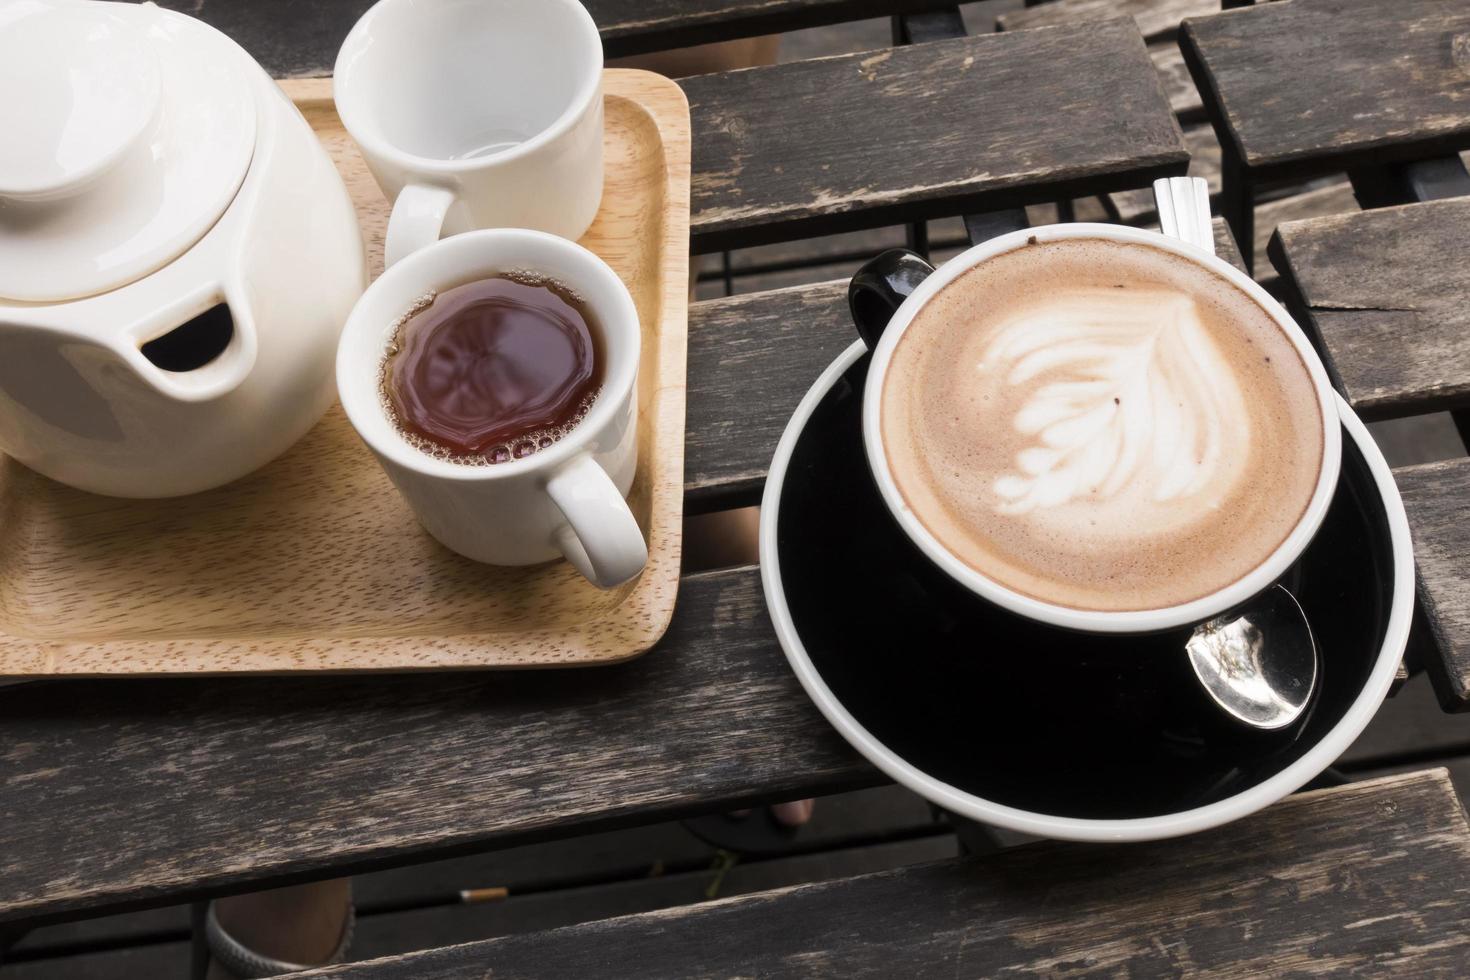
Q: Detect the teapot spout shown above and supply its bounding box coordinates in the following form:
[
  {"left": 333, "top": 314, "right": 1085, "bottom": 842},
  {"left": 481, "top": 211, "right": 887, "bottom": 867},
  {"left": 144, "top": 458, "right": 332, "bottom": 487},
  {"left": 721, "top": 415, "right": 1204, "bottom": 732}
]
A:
[
  {"left": 120, "top": 280, "right": 258, "bottom": 403},
  {"left": 0, "top": 277, "right": 264, "bottom": 495}
]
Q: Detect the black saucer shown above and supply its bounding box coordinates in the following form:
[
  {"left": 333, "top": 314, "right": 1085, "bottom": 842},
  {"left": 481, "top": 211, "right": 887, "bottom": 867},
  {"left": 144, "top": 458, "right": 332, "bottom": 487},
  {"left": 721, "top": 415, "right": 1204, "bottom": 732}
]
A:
[{"left": 766, "top": 347, "right": 1402, "bottom": 821}]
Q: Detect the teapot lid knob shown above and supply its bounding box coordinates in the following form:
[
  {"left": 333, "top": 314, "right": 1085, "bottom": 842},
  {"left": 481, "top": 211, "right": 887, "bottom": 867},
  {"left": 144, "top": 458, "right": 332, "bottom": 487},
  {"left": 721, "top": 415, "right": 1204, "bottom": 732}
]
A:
[{"left": 0, "top": 1, "right": 162, "bottom": 200}]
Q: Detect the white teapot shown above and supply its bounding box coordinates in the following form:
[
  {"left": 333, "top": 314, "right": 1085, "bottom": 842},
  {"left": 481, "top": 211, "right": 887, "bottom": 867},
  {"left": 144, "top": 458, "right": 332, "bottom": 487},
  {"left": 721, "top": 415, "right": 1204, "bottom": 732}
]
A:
[{"left": 0, "top": 0, "right": 367, "bottom": 497}]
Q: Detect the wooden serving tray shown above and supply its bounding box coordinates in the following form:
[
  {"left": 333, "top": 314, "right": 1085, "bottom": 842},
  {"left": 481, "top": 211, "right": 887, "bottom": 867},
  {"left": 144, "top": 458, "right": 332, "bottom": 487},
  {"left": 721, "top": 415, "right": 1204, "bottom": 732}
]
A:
[{"left": 0, "top": 70, "right": 690, "bottom": 676}]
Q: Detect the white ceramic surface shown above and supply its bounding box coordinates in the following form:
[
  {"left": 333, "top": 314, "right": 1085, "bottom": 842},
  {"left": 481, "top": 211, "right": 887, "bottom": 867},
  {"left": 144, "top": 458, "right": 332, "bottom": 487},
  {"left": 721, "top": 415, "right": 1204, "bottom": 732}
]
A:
[
  {"left": 861, "top": 223, "right": 1344, "bottom": 633},
  {"left": 334, "top": 0, "right": 604, "bottom": 264},
  {"left": 0, "top": 1, "right": 367, "bottom": 498},
  {"left": 337, "top": 229, "right": 647, "bottom": 589},
  {"left": 0, "top": 1, "right": 160, "bottom": 199},
  {"left": 761, "top": 340, "right": 1413, "bottom": 842},
  {"left": 0, "top": 0, "right": 257, "bottom": 302}
]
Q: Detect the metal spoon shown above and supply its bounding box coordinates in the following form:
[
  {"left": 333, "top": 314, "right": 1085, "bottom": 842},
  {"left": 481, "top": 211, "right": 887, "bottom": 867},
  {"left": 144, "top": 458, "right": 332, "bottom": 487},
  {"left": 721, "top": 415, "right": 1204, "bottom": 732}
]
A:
[
  {"left": 1185, "top": 585, "right": 1318, "bottom": 730},
  {"left": 1152, "top": 177, "right": 1321, "bottom": 729}
]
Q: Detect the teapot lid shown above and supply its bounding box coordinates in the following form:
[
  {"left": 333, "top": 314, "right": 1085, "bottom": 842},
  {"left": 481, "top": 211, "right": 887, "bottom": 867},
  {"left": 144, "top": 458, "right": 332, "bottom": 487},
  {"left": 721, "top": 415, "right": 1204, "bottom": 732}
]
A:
[{"left": 0, "top": 0, "right": 256, "bottom": 302}]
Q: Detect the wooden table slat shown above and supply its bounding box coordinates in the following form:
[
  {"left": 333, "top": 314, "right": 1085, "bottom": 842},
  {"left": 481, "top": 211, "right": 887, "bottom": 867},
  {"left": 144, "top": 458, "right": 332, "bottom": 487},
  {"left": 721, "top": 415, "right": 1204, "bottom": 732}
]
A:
[
  {"left": 145, "top": 5, "right": 1187, "bottom": 256},
  {"left": 1396, "top": 459, "right": 1470, "bottom": 711},
  {"left": 1108, "top": 123, "right": 1221, "bottom": 224},
  {"left": 143, "top": 0, "right": 954, "bottom": 73},
  {"left": 1269, "top": 197, "right": 1470, "bottom": 420},
  {"left": 592, "top": 0, "right": 948, "bottom": 56},
  {"left": 0, "top": 568, "right": 872, "bottom": 927},
  {"left": 1180, "top": 0, "right": 1470, "bottom": 180},
  {"left": 302, "top": 771, "right": 1470, "bottom": 978},
  {"left": 686, "top": 281, "right": 850, "bottom": 509},
  {"left": 1248, "top": 180, "right": 1358, "bottom": 281},
  {"left": 682, "top": 19, "right": 1186, "bottom": 251},
  {"left": 998, "top": 0, "right": 1217, "bottom": 43}
]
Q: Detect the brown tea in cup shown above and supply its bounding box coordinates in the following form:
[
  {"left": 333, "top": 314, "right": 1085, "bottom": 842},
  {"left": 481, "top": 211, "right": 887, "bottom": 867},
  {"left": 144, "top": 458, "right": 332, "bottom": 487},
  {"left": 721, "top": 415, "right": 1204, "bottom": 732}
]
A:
[{"left": 381, "top": 273, "right": 603, "bottom": 464}]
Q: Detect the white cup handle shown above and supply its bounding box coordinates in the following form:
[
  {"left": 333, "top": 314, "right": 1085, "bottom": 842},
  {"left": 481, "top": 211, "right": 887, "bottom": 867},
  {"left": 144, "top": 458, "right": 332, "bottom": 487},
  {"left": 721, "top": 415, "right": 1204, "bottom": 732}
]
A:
[
  {"left": 385, "top": 184, "right": 456, "bottom": 267},
  {"left": 546, "top": 453, "right": 647, "bottom": 588}
]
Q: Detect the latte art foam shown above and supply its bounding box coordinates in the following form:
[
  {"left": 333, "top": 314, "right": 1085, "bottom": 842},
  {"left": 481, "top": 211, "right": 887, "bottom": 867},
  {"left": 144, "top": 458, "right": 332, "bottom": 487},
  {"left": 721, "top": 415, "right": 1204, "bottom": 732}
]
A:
[
  {"left": 983, "top": 288, "right": 1249, "bottom": 519},
  {"left": 881, "top": 238, "right": 1324, "bottom": 613}
]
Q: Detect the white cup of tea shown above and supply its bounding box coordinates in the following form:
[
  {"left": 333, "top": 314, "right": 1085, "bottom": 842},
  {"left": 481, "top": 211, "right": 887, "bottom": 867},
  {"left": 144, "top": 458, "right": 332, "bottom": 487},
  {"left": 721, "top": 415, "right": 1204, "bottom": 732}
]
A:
[
  {"left": 337, "top": 229, "right": 647, "bottom": 588},
  {"left": 334, "top": 0, "right": 604, "bottom": 266},
  {"left": 849, "top": 184, "right": 1343, "bottom": 634}
]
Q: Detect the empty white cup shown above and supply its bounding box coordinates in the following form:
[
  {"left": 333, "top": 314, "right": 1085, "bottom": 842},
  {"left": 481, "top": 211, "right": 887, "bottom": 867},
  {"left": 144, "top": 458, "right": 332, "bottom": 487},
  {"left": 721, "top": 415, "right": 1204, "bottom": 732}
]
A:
[{"left": 334, "top": 0, "right": 605, "bottom": 265}]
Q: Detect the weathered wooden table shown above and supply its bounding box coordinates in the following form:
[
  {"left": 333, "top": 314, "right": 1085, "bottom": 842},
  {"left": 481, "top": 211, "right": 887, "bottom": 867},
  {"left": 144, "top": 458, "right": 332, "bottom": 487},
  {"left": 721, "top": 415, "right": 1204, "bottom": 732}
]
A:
[{"left": 3, "top": 0, "right": 1469, "bottom": 975}]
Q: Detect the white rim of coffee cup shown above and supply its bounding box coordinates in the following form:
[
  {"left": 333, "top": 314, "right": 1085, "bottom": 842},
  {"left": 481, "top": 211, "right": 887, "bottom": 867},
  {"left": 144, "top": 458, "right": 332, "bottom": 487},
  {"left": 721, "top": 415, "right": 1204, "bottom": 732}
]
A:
[
  {"left": 761, "top": 339, "right": 1411, "bottom": 842},
  {"left": 860, "top": 223, "right": 1344, "bottom": 634},
  {"left": 332, "top": 0, "right": 602, "bottom": 175},
  {"left": 335, "top": 228, "right": 638, "bottom": 482}
]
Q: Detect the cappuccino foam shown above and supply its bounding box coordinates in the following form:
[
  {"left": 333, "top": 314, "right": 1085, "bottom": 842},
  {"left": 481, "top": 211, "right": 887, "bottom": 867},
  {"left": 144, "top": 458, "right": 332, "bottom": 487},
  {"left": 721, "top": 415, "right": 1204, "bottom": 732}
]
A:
[{"left": 880, "top": 238, "right": 1324, "bottom": 612}]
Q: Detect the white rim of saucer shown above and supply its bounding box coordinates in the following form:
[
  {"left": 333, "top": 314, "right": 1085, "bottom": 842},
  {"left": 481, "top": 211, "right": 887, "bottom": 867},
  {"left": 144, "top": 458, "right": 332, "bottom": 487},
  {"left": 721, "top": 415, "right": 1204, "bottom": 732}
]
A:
[
  {"left": 759, "top": 340, "right": 1412, "bottom": 843},
  {"left": 860, "top": 224, "right": 1344, "bottom": 633}
]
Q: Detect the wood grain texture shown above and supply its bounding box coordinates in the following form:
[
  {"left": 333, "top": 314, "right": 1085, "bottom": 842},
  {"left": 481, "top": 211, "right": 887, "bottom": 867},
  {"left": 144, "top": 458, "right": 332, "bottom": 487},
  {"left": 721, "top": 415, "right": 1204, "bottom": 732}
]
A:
[
  {"left": 1108, "top": 124, "right": 1221, "bottom": 223},
  {"left": 0, "top": 566, "right": 874, "bottom": 927},
  {"left": 340, "top": 785, "right": 938, "bottom": 912},
  {"left": 1396, "top": 459, "right": 1470, "bottom": 711},
  {"left": 1268, "top": 198, "right": 1470, "bottom": 419},
  {"left": 1181, "top": 0, "right": 1470, "bottom": 179},
  {"left": 139, "top": 0, "right": 952, "bottom": 72},
  {"left": 344, "top": 836, "right": 959, "bottom": 965},
  {"left": 688, "top": 219, "right": 1246, "bottom": 507},
  {"left": 1151, "top": 40, "right": 1205, "bottom": 121},
  {"left": 302, "top": 771, "right": 1470, "bottom": 979},
  {"left": 681, "top": 20, "right": 1187, "bottom": 252},
  {"left": 0, "top": 72, "right": 690, "bottom": 676},
  {"left": 1251, "top": 180, "right": 1358, "bottom": 277},
  {"left": 5, "top": 838, "right": 962, "bottom": 978},
  {"left": 686, "top": 282, "right": 851, "bottom": 507},
  {"left": 6, "top": 784, "right": 939, "bottom": 963},
  {"left": 998, "top": 0, "right": 1217, "bottom": 42},
  {"left": 1208, "top": 215, "right": 1248, "bottom": 274}
]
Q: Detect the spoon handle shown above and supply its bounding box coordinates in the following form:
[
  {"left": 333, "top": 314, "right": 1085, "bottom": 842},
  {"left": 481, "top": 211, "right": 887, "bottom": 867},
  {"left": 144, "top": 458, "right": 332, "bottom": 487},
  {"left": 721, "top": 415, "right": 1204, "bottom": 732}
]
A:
[{"left": 1153, "top": 176, "right": 1216, "bottom": 256}]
